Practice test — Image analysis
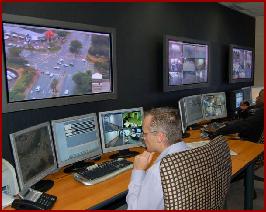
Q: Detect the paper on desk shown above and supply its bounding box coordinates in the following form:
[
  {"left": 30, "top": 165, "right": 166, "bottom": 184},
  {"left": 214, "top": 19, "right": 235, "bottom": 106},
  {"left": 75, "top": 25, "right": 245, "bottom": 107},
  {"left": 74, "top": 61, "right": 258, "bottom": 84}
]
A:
[
  {"left": 2, "top": 193, "right": 14, "bottom": 209},
  {"left": 186, "top": 141, "right": 238, "bottom": 156},
  {"left": 186, "top": 140, "right": 210, "bottom": 149}
]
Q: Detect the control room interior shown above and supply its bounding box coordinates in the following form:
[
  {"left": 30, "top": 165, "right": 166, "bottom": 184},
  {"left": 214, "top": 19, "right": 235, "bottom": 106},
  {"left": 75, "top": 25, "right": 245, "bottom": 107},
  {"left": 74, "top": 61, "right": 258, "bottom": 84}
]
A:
[{"left": 2, "top": 2, "right": 264, "bottom": 210}]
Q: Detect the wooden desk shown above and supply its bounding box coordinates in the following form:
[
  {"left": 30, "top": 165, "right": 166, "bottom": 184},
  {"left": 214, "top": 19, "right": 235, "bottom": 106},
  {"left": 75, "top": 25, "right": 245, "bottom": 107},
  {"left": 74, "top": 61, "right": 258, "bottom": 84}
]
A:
[{"left": 5, "top": 132, "right": 264, "bottom": 210}]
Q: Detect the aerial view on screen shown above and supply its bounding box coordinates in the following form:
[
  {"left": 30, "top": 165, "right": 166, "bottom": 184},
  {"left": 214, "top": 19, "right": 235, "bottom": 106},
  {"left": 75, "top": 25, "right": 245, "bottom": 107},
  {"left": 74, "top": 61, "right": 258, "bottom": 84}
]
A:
[
  {"left": 3, "top": 22, "right": 112, "bottom": 103},
  {"left": 232, "top": 48, "right": 252, "bottom": 79},
  {"left": 202, "top": 93, "right": 226, "bottom": 118},
  {"left": 168, "top": 40, "right": 208, "bottom": 86},
  {"left": 102, "top": 111, "right": 143, "bottom": 148},
  {"left": 13, "top": 126, "right": 55, "bottom": 183}
]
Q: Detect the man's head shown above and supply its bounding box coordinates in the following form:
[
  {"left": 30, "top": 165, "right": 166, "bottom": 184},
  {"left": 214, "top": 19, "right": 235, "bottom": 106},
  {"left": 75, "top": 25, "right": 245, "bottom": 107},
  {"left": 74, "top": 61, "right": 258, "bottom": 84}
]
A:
[
  {"left": 240, "top": 101, "right": 250, "bottom": 110},
  {"left": 255, "top": 89, "right": 264, "bottom": 107},
  {"left": 143, "top": 107, "right": 182, "bottom": 153}
]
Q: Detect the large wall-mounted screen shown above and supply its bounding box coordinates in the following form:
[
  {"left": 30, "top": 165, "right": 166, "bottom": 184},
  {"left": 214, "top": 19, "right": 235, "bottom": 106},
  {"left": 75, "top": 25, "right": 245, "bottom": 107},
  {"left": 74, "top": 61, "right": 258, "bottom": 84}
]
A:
[
  {"left": 2, "top": 14, "right": 117, "bottom": 113},
  {"left": 229, "top": 45, "right": 254, "bottom": 83},
  {"left": 164, "top": 35, "right": 210, "bottom": 92}
]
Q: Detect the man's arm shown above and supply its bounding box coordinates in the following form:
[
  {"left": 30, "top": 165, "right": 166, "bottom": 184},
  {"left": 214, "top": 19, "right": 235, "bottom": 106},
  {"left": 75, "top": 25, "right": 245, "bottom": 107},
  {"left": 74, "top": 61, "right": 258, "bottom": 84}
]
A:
[
  {"left": 126, "top": 167, "right": 163, "bottom": 210},
  {"left": 126, "top": 151, "right": 164, "bottom": 210},
  {"left": 215, "top": 119, "right": 247, "bottom": 136}
]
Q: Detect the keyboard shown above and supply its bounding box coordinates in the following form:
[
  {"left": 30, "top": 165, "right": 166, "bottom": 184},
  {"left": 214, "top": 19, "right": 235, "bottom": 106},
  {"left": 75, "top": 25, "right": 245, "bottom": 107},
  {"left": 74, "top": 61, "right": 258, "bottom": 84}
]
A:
[
  {"left": 203, "top": 122, "right": 226, "bottom": 132},
  {"left": 73, "top": 158, "right": 133, "bottom": 185}
]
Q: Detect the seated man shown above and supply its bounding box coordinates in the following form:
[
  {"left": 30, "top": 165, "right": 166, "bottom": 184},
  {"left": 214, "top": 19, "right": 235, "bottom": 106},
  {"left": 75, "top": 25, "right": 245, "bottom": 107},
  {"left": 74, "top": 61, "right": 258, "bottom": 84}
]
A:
[
  {"left": 126, "top": 107, "right": 190, "bottom": 210},
  {"left": 211, "top": 89, "right": 264, "bottom": 142},
  {"left": 234, "top": 101, "right": 251, "bottom": 120}
]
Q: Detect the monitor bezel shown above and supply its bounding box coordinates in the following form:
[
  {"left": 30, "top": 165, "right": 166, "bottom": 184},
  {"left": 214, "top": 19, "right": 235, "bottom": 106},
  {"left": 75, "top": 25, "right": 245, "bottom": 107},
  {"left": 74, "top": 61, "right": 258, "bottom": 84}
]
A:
[
  {"left": 99, "top": 107, "right": 145, "bottom": 154},
  {"left": 229, "top": 44, "right": 254, "bottom": 84},
  {"left": 183, "top": 94, "right": 205, "bottom": 127},
  {"left": 163, "top": 35, "right": 211, "bottom": 92},
  {"left": 9, "top": 122, "right": 57, "bottom": 192},
  {"left": 2, "top": 13, "right": 118, "bottom": 113},
  {"left": 178, "top": 98, "right": 187, "bottom": 133},
  {"left": 51, "top": 113, "right": 102, "bottom": 169},
  {"left": 201, "top": 92, "right": 227, "bottom": 121}
]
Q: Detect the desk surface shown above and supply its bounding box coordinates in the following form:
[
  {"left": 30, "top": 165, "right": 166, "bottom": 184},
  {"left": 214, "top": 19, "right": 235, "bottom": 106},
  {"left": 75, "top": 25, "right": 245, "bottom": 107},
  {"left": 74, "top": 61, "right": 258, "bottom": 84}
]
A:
[{"left": 5, "top": 131, "right": 264, "bottom": 210}]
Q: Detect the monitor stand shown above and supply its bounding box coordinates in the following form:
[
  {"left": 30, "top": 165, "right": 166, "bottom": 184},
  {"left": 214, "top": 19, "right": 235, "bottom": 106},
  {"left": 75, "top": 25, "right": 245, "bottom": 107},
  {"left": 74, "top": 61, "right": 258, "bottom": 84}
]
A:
[
  {"left": 190, "top": 124, "right": 201, "bottom": 130},
  {"left": 63, "top": 161, "right": 94, "bottom": 173},
  {"left": 109, "top": 149, "right": 139, "bottom": 159},
  {"left": 182, "top": 132, "right": 190, "bottom": 138},
  {"left": 31, "top": 180, "right": 54, "bottom": 192}
]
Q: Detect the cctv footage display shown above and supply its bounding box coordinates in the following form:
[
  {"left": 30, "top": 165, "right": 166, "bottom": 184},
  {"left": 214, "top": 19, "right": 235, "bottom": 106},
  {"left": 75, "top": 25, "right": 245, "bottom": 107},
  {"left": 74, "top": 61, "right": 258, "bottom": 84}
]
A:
[
  {"left": 202, "top": 92, "right": 227, "bottom": 119},
  {"left": 184, "top": 95, "right": 204, "bottom": 125},
  {"left": 101, "top": 110, "right": 143, "bottom": 148},
  {"left": 168, "top": 40, "right": 208, "bottom": 86},
  {"left": 235, "top": 92, "right": 244, "bottom": 108},
  {"left": 3, "top": 22, "right": 112, "bottom": 103},
  {"left": 232, "top": 48, "right": 253, "bottom": 80},
  {"left": 10, "top": 125, "right": 56, "bottom": 184}
]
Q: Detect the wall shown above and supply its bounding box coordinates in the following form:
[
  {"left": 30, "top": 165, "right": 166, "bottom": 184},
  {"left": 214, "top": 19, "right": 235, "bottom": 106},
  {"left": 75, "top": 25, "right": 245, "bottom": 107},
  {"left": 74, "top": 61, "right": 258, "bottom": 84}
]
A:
[
  {"left": 2, "top": 3, "right": 255, "bottom": 163},
  {"left": 254, "top": 16, "right": 264, "bottom": 86}
]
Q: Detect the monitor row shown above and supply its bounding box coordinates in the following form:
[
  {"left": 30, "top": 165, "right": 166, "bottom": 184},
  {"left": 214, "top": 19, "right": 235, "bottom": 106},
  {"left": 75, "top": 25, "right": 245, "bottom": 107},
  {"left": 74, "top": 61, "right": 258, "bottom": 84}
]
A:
[
  {"left": 8, "top": 86, "right": 259, "bottom": 193},
  {"left": 9, "top": 107, "right": 144, "bottom": 193},
  {"left": 178, "top": 86, "right": 259, "bottom": 133}
]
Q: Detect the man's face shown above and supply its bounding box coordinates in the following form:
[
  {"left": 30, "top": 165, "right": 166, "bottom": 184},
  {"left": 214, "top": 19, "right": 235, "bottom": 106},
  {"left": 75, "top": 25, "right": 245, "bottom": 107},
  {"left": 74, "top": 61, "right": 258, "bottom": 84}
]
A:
[{"left": 143, "top": 115, "right": 158, "bottom": 152}]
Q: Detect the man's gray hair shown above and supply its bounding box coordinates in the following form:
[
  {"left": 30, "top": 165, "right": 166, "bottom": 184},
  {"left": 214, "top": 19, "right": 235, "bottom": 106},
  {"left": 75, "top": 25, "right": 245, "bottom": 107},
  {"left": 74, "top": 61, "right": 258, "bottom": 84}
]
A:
[{"left": 145, "top": 107, "right": 182, "bottom": 145}]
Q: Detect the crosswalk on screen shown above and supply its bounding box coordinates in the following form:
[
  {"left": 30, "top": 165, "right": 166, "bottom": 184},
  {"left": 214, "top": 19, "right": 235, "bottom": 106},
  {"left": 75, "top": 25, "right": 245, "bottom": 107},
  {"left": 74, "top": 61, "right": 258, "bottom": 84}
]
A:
[{"left": 99, "top": 108, "right": 144, "bottom": 153}]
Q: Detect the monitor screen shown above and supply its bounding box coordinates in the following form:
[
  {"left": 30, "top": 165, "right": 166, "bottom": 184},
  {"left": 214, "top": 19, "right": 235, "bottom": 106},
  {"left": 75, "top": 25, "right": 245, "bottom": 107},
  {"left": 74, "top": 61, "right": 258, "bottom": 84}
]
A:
[
  {"left": 235, "top": 91, "right": 244, "bottom": 108},
  {"left": 99, "top": 107, "right": 144, "bottom": 153},
  {"left": 164, "top": 35, "right": 209, "bottom": 92},
  {"left": 2, "top": 14, "right": 117, "bottom": 113},
  {"left": 202, "top": 92, "right": 227, "bottom": 120},
  {"left": 229, "top": 45, "right": 254, "bottom": 83},
  {"left": 9, "top": 122, "right": 57, "bottom": 192},
  {"left": 241, "top": 86, "right": 252, "bottom": 103},
  {"left": 184, "top": 95, "right": 204, "bottom": 126},
  {"left": 51, "top": 113, "right": 102, "bottom": 168}
]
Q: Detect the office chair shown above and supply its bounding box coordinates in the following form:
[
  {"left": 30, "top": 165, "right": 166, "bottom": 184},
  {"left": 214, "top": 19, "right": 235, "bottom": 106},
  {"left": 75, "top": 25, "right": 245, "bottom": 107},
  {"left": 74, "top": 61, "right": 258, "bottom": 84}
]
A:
[
  {"left": 160, "top": 135, "right": 232, "bottom": 210},
  {"left": 254, "top": 130, "right": 264, "bottom": 182}
]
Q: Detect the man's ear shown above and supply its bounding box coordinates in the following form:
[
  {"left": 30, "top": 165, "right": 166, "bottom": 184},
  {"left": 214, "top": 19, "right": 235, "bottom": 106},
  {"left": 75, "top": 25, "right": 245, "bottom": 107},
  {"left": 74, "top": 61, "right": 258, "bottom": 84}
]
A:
[{"left": 157, "top": 132, "right": 166, "bottom": 143}]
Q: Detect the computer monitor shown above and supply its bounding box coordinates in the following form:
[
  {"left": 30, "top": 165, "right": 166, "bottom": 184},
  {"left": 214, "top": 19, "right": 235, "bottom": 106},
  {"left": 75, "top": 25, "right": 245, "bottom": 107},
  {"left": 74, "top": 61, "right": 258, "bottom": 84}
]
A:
[
  {"left": 251, "top": 86, "right": 264, "bottom": 105},
  {"left": 51, "top": 113, "right": 102, "bottom": 173},
  {"left": 229, "top": 89, "right": 244, "bottom": 111},
  {"left": 202, "top": 92, "right": 227, "bottom": 120},
  {"left": 178, "top": 95, "right": 204, "bottom": 133},
  {"left": 242, "top": 86, "right": 252, "bottom": 104},
  {"left": 9, "top": 122, "right": 57, "bottom": 193},
  {"left": 99, "top": 107, "right": 144, "bottom": 159}
]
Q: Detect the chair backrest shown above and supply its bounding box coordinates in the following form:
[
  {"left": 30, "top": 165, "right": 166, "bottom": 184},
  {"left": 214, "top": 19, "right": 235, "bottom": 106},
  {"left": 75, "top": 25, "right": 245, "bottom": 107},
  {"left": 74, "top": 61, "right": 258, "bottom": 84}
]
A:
[
  {"left": 254, "top": 130, "right": 264, "bottom": 170},
  {"left": 160, "top": 135, "right": 232, "bottom": 210}
]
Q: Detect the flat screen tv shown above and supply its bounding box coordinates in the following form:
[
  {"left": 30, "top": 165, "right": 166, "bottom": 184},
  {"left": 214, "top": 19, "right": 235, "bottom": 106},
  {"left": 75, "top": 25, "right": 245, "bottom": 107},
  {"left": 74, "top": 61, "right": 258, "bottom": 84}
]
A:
[
  {"left": 2, "top": 14, "right": 117, "bottom": 113},
  {"left": 229, "top": 44, "right": 254, "bottom": 83},
  {"left": 163, "top": 35, "right": 210, "bottom": 92}
]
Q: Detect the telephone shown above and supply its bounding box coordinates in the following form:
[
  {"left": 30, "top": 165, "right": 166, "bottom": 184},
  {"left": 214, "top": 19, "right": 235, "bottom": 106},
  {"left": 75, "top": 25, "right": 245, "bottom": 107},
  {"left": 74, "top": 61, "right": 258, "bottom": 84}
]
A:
[{"left": 12, "top": 199, "right": 46, "bottom": 210}]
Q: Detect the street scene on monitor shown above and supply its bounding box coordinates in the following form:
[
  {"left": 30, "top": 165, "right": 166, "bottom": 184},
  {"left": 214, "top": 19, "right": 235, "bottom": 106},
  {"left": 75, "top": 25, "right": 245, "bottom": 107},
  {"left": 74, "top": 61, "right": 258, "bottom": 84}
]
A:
[
  {"left": 202, "top": 93, "right": 226, "bottom": 118},
  {"left": 13, "top": 126, "right": 55, "bottom": 183},
  {"left": 168, "top": 40, "right": 208, "bottom": 86},
  {"left": 3, "top": 22, "right": 112, "bottom": 103},
  {"left": 232, "top": 48, "right": 252, "bottom": 79},
  {"left": 102, "top": 111, "right": 143, "bottom": 148}
]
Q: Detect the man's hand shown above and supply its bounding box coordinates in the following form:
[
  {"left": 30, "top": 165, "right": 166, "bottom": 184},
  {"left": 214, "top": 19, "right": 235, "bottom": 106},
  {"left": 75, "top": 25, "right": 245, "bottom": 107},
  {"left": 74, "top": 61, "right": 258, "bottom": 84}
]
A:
[{"left": 133, "top": 151, "right": 154, "bottom": 170}]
